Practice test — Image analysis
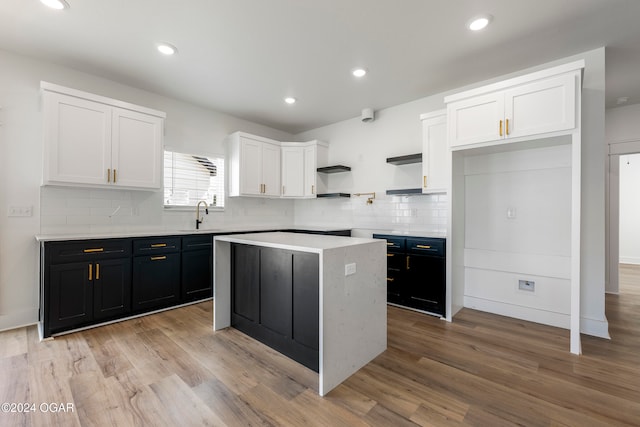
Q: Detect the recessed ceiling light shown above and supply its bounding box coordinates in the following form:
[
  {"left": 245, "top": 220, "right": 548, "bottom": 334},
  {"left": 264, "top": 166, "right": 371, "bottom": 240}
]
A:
[
  {"left": 284, "top": 97, "right": 296, "bottom": 104},
  {"left": 468, "top": 14, "right": 492, "bottom": 31},
  {"left": 352, "top": 68, "right": 367, "bottom": 78},
  {"left": 40, "top": 0, "right": 69, "bottom": 10},
  {"left": 157, "top": 43, "right": 178, "bottom": 56}
]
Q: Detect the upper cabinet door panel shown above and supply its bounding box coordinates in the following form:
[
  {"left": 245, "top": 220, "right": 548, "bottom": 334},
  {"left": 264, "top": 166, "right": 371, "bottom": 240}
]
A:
[
  {"left": 504, "top": 73, "right": 576, "bottom": 139},
  {"left": 111, "top": 108, "right": 163, "bottom": 189},
  {"left": 261, "top": 142, "right": 281, "bottom": 197},
  {"left": 239, "top": 136, "right": 264, "bottom": 196},
  {"left": 448, "top": 92, "right": 504, "bottom": 148},
  {"left": 281, "top": 146, "right": 305, "bottom": 197},
  {"left": 421, "top": 112, "right": 448, "bottom": 193},
  {"left": 44, "top": 92, "right": 112, "bottom": 186},
  {"left": 303, "top": 145, "right": 317, "bottom": 197}
]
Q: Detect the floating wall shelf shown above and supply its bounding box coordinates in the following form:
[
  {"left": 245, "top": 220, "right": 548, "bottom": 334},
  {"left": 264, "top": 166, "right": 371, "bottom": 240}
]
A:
[
  {"left": 386, "top": 154, "right": 422, "bottom": 165},
  {"left": 385, "top": 188, "right": 424, "bottom": 196},
  {"left": 317, "top": 165, "right": 351, "bottom": 173},
  {"left": 316, "top": 193, "right": 351, "bottom": 198}
]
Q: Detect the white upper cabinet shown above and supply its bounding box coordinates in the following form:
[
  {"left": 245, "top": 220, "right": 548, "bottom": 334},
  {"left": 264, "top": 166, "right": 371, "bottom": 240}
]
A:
[
  {"left": 281, "top": 145, "right": 305, "bottom": 197},
  {"left": 303, "top": 144, "right": 318, "bottom": 197},
  {"left": 111, "top": 107, "right": 163, "bottom": 189},
  {"left": 420, "top": 110, "right": 447, "bottom": 193},
  {"left": 446, "top": 62, "right": 580, "bottom": 149},
  {"left": 228, "top": 132, "right": 281, "bottom": 197},
  {"left": 42, "top": 82, "right": 165, "bottom": 190},
  {"left": 281, "top": 141, "right": 326, "bottom": 198}
]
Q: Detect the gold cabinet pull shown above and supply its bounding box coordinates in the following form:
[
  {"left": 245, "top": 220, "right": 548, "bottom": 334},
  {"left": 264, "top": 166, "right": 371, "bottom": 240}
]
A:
[
  {"left": 263, "top": 183, "right": 266, "bottom": 193},
  {"left": 88, "top": 263, "right": 92, "bottom": 281},
  {"left": 150, "top": 256, "right": 166, "bottom": 261},
  {"left": 416, "top": 245, "right": 432, "bottom": 249},
  {"left": 506, "top": 118, "right": 510, "bottom": 135},
  {"left": 113, "top": 169, "right": 117, "bottom": 183},
  {"left": 387, "top": 277, "right": 395, "bottom": 282},
  {"left": 386, "top": 242, "right": 393, "bottom": 246},
  {"left": 107, "top": 168, "right": 111, "bottom": 183},
  {"left": 423, "top": 176, "right": 427, "bottom": 188},
  {"left": 83, "top": 248, "right": 104, "bottom": 253},
  {"left": 406, "top": 256, "right": 410, "bottom": 270},
  {"left": 387, "top": 253, "right": 394, "bottom": 257},
  {"left": 96, "top": 263, "right": 100, "bottom": 280},
  {"left": 151, "top": 243, "right": 167, "bottom": 248},
  {"left": 499, "top": 120, "right": 503, "bottom": 137}
]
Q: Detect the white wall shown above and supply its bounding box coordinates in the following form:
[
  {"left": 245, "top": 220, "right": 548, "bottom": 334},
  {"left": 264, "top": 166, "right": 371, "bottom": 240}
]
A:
[
  {"left": 296, "top": 47, "right": 608, "bottom": 337},
  {"left": 294, "top": 93, "right": 449, "bottom": 236},
  {"left": 0, "top": 48, "right": 296, "bottom": 331},
  {"left": 618, "top": 153, "right": 640, "bottom": 264}
]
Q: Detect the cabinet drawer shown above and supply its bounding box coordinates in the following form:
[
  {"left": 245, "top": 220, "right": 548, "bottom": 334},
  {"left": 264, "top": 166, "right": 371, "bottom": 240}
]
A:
[
  {"left": 182, "top": 234, "right": 213, "bottom": 251},
  {"left": 133, "top": 237, "right": 180, "bottom": 255},
  {"left": 47, "top": 239, "right": 131, "bottom": 263},
  {"left": 407, "top": 238, "right": 445, "bottom": 257},
  {"left": 373, "top": 234, "right": 405, "bottom": 252}
]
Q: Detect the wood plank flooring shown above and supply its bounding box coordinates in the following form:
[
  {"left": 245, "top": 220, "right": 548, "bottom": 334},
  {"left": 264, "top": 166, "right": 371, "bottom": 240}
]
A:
[{"left": 1, "top": 268, "right": 639, "bottom": 426}]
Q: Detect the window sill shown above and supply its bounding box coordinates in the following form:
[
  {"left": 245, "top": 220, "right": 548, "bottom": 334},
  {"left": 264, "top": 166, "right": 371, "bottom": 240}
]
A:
[{"left": 163, "top": 206, "right": 224, "bottom": 212}]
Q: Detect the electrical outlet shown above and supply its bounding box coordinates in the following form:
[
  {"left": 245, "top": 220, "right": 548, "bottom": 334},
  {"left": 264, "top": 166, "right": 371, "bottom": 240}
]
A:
[
  {"left": 345, "top": 263, "right": 356, "bottom": 276},
  {"left": 8, "top": 206, "right": 33, "bottom": 217},
  {"left": 518, "top": 280, "right": 535, "bottom": 292}
]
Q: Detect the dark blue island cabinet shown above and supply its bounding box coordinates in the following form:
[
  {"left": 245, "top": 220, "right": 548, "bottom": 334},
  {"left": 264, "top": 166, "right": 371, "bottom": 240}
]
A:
[{"left": 230, "top": 243, "right": 320, "bottom": 372}]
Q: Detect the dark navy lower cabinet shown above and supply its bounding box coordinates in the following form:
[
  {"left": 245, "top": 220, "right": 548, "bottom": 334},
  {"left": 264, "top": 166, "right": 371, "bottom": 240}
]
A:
[
  {"left": 132, "top": 238, "right": 181, "bottom": 312},
  {"left": 181, "top": 235, "right": 213, "bottom": 302},
  {"left": 374, "top": 234, "right": 446, "bottom": 317},
  {"left": 44, "top": 239, "right": 132, "bottom": 337}
]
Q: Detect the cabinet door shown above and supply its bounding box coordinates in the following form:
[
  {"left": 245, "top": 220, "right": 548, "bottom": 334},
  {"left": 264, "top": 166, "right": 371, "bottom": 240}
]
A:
[
  {"left": 447, "top": 92, "right": 504, "bottom": 148},
  {"left": 406, "top": 254, "right": 445, "bottom": 316},
  {"left": 49, "top": 262, "right": 93, "bottom": 331},
  {"left": 303, "top": 145, "right": 317, "bottom": 197},
  {"left": 504, "top": 73, "right": 576, "bottom": 139},
  {"left": 261, "top": 141, "right": 281, "bottom": 197},
  {"left": 93, "top": 258, "right": 132, "bottom": 320},
  {"left": 112, "top": 108, "right": 163, "bottom": 189},
  {"left": 281, "top": 146, "right": 305, "bottom": 197},
  {"left": 181, "top": 248, "right": 212, "bottom": 302},
  {"left": 43, "top": 92, "right": 112, "bottom": 186},
  {"left": 132, "top": 253, "right": 180, "bottom": 312},
  {"left": 231, "top": 244, "right": 260, "bottom": 322},
  {"left": 260, "top": 248, "right": 293, "bottom": 337},
  {"left": 292, "top": 252, "right": 319, "bottom": 351},
  {"left": 422, "top": 113, "right": 448, "bottom": 193},
  {"left": 239, "top": 136, "right": 263, "bottom": 195},
  {"left": 386, "top": 252, "right": 406, "bottom": 305}
]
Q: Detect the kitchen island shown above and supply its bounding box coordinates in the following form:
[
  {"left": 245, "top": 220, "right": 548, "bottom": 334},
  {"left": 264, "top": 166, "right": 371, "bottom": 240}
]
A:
[{"left": 213, "top": 232, "right": 386, "bottom": 396}]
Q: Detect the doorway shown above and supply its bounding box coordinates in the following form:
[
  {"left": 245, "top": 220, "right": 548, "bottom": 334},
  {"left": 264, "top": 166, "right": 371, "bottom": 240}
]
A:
[
  {"left": 606, "top": 141, "right": 640, "bottom": 296},
  {"left": 617, "top": 153, "right": 640, "bottom": 296}
]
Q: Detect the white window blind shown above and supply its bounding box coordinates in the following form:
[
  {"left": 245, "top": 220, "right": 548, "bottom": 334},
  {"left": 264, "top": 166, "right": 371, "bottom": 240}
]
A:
[{"left": 164, "top": 150, "right": 225, "bottom": 208}]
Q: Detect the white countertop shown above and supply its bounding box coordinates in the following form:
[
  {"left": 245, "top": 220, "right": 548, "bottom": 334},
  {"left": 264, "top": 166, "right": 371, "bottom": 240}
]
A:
[
  {"left": 215, "top": 232, "right": 379, "bottom": 253},
  {"left": 34, "top": 225, "right": 352, "bottom": 242}
]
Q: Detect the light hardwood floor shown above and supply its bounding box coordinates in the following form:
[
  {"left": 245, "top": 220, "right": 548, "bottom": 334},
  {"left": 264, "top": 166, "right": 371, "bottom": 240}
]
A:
[{"left": 1, "top": 274, "right": 639, "bottom": 426}]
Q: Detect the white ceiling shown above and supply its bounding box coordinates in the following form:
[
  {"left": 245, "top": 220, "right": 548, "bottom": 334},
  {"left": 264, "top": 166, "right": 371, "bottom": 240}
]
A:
[{"left": 1, "top": 0, "right": 639, "bottom": 134}]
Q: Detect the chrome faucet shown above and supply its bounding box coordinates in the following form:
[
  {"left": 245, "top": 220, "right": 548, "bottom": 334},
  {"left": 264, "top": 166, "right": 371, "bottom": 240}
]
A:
[{"left": 196, "top": 201, "right": 209, "bottom": 230}]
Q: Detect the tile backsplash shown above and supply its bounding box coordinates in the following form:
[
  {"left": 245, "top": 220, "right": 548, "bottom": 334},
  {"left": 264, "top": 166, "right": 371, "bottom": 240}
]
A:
[
  {"left": 294, "top": 193, "right": 448, "bottom": 235},
  {"left": 40, "top": 186, "right": 447, "bottom": 236}
]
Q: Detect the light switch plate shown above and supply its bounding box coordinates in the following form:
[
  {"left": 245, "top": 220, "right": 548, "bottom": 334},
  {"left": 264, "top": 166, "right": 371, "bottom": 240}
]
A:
[
  {"left": 345, "top": 263, "right": 356, "bottom": 276},
  {"left": 8, "top": 206, "right": 33, "bottom": 217}
]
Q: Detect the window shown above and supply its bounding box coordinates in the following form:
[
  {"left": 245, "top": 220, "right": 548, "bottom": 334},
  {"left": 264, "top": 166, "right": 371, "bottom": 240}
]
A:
[{"left": 164, "top": 150, "right": 225, "bottom": 208}]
